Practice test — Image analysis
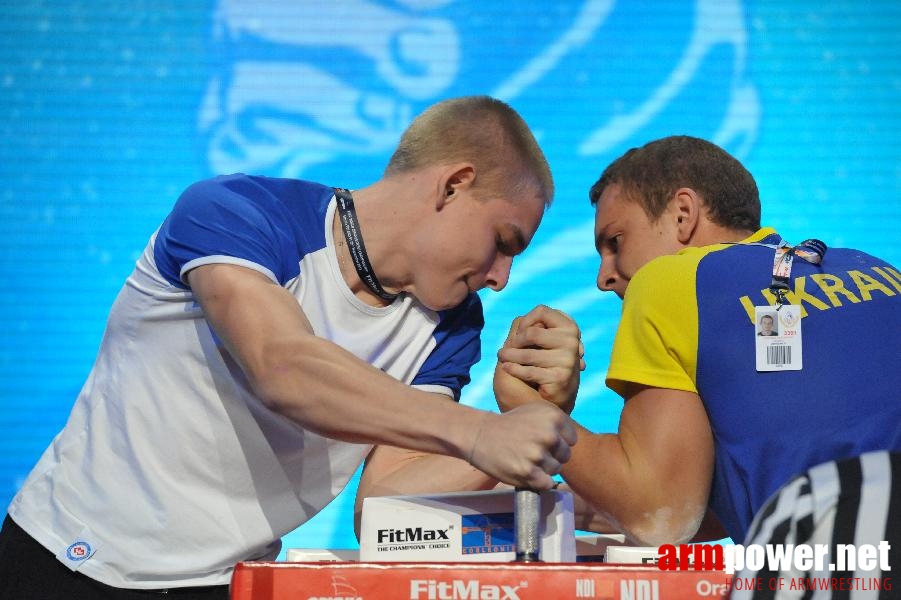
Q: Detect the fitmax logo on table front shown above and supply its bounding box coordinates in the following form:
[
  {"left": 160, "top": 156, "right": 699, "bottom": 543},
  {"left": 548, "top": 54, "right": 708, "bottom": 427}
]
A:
[{"left": 410, "top": 579, "right": 526, "bottom": 600}]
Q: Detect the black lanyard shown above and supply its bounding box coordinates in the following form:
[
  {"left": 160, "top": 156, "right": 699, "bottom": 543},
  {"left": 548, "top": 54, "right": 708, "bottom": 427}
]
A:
[{"left": 334, "top": 188, "right": 398, "bottom": 302}]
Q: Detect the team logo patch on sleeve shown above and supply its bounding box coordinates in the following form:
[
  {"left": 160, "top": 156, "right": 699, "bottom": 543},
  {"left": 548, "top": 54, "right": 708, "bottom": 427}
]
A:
[
  {"left": 66, "top": 540, "right": 93, "bottom": 562},
  {"left": 55, "top": 529, "right": 99, "bottom": 571}
]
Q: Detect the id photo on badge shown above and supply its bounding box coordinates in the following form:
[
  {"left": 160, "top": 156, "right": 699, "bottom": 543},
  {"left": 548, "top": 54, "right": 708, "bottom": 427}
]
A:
[{"left": 756, "top": 312, "right": 778, "bottom": 337}]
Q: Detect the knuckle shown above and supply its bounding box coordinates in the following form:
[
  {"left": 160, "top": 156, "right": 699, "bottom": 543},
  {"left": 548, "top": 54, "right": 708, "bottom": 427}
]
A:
[
  {"left": 541, "top": 430, "right": 558, "bottom": 448},
  {"left": 522, "top": 328, "right": 541, "bottom": 347}
]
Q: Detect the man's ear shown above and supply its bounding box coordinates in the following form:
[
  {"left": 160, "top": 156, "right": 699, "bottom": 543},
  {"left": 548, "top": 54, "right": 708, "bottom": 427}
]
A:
[
  {"left": 672, "top": 188, "right": 702, "bottom": 244},
  {"left": 437, "top": 163, "right": 476, "bottom": 209}
]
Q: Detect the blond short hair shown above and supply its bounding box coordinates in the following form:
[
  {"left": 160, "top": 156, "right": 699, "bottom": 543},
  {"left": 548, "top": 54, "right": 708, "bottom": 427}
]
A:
[{"left": 386, "top": 96, "right": 554, "bottom": 207}]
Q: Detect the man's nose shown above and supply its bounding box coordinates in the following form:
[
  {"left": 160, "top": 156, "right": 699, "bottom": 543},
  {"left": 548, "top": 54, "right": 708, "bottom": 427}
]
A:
[
  {"left": 596, "top": 260, "right": 618, "bottom": 293},
  {"left": 486, "top": 254, "right": 514, "bottom": 291}
]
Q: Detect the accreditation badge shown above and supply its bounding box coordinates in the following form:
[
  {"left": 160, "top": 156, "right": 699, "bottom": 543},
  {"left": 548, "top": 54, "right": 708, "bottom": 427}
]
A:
[{"left": 755, "top": 305, "right": 802, "bottom": 371}]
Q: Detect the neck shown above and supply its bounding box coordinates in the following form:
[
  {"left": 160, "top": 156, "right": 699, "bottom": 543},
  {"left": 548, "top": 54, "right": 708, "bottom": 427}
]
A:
[{"left": 693, "top": 221, "right": 756, "bottom": 246}]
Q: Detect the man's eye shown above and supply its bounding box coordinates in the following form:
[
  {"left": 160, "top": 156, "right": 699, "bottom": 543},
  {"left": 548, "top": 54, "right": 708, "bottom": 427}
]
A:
[{"left": 608, "top": 235, "right": 620, "bottom": 252}]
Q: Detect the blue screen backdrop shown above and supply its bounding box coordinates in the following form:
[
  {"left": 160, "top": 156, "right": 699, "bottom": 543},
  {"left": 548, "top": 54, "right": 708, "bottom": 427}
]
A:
[{"left": 1, "top": 0, "right": 898, "bottom": 554}]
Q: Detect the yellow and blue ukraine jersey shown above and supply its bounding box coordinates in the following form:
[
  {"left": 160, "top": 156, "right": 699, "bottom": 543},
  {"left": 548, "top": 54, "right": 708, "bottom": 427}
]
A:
[{"left": 607, "top": 228, "right": 901, "bottom": 542}]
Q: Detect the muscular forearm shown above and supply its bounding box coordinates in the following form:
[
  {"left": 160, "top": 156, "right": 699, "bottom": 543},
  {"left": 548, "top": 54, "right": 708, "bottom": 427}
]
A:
[
  {"left": 360, "top": 455, "right": 497, "bottom": 497},
  {"left": 561, "top": 422, "right": 708, "bottom": 546},
  {"left": 252, "top": 334, "right": 483, "bottom": 459}
]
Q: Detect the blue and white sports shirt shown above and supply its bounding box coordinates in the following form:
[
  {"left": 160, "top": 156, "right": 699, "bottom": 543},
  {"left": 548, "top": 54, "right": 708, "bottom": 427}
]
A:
[{"left": 10, "top": 174, "right": 484, "bottom": 588}]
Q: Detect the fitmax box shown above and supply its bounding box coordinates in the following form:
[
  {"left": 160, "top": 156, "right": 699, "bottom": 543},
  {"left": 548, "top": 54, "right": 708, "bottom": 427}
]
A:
[{"left": 359, "top": 489, "right": 575, "bottom": 562}]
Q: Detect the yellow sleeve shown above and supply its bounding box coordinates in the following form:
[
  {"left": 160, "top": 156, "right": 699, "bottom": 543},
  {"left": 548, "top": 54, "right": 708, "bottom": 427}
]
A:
[{"left": 606, "top": 252, "right": 702, "bottom": 398}]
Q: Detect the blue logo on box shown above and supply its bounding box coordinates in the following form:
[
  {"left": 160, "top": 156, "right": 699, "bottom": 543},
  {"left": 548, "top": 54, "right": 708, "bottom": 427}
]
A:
[{"left": 461, "top": 512, "right": 515, "bottom": 554}]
